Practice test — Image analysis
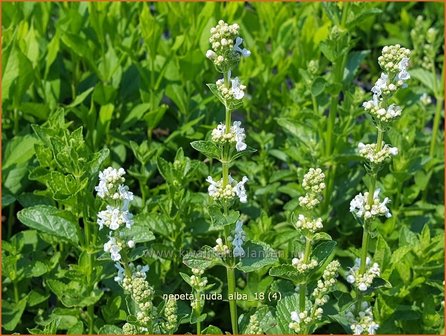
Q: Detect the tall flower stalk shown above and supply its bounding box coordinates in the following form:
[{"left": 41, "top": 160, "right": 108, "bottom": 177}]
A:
[
  {"left": 270, "top": 167, "right": 340, "bottom": 334},
  {"left": 347, "top": 45, "right": 411, "bottom": 335},
  {"left": 192, "top": 20, "right": 251, "bottom": 334},
  {"left": 95, "top": 167, "right": 178, "bottom": 334}
]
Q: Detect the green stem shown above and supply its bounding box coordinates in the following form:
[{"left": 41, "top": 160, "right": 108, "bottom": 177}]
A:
[
  {"left": 87, "top": 305, "right": 94, "bottom": 335},
  {"left": 197, "top": 319, "right": 201, "bottom": 335},
  {"left": 222, "top": 160, "right": 229, "bottom": 187},
  {"left": 13, "top": 282, "right": 19, "bottom": 303},
  {"left": 429, "top": 96, "right": 443, "bottom": 158},
  {"left": 13, "top": 108, "right": 19, "bottom": 135},
  {"left": 226, "top": 266, "right": 238, "bottom": 335},
  {"left": 299, "top": 238, "right": 313, "bottom": 311},
  {"left": 376, "top": 128, "right": 384, "bottom": 152},
  {"left": 359, "top": 224, "right": 370, "bottom": 274}
]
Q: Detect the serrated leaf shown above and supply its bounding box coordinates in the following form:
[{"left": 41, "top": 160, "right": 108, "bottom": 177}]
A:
[
  {"left": 269, "top": 264, "right": 306, "bottom": 284},
  {"left": 209, "top": 206, "right": 239, "bottom": 229},
  {"left": 183, "top": 246, "right": 223, "bottom": 271},
  {"left": 275, "top": 293, "right": 299, "bottom": 333},
  {"left": 17, "top": 205, "right": 80, "bottom": 244},
  {"left": 190, "top": 140, "right": 221, "bottom": 160},
  {"left": 237, "top": 241, "right": 278, "bottom": 273}
]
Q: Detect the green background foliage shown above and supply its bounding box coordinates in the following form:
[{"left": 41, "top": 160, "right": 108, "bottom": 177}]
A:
[{"left": 2, "top": 2, "right": 444, "bottom": 334}]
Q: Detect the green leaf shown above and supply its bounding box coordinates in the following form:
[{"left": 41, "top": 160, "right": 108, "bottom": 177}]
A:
[
  {"left": 3, "top": 134, "right": 38, "bottom": 170},
  {"left": 269, "top": 264, "right": 306, "bottom": 284},
  {"left": 190, "top": 140, "right": 221, "bottom": 160},
  {"left": 122, "top": 103, "right": 151, "bottom": 130},
  {"left": 2, "top": 296, "right": 28, "bottom": 331},
  {"left": 346, "top": 7, "right": 382, "bottom": 29},
  {"left": 98, "top": 325, "right": 122, "bottom": 334},
  {"left": 209, "top": 206, "right": 239, "bottom": 229},
  {"left": 183, "top": 246, "right": 223, "bottom": 271},
  {"left": 275, "top": 293, "right": 298, "bottom": 333},
  {"left": 237, "top": 241, "right": 279, "bottom": 273},
  {"left": 313, "top": 240, "right": 337, "bottom": 266},
  {"left": 313, "top": 232, "right": 332, "bottom": 241},
  {"left": 166, "top": 84, "right": 188, "bottom": 114},
  {"left": 411, "top": 68, "right": 435, "bottom": 93},
  {"left": 201, "top": 325, "right": 223, "bottom": 334},
  {"left": 157, "top": 156, "right": 173, "bottom": 182},
  {"left": 311, "top": 77, "right": 326, "bottom": 96},
  {"left": 67, "top": 321, "right": 84, "bottom": 334},
  {"left": 28, "top": 290, "right": 50, "bottom": 307},
  {"left": 46, "top": 279, "right": 103, "bottom": 307},
  {"left": 121, "top": 215, "right": 156, "bottom": 244},
  {"left": 231, "top": 146, "right": 257, "bottom": 161},
  {"left": 17, "top": 205, "right": 80, "bottom": 244},
  {"left": 344, "top": 50, "right": 370, "bottom": 83},
  {"left": 67, "top": 87, "right": 94, "bottom": 108}
]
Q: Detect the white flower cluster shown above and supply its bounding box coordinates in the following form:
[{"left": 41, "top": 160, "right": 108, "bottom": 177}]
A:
[
  {"left": 346, "top": 257, "right": 380, "bottom": 292},
  {"left": 378, "top": 45, "right": 411, "bottom": 79},
  {"left": 299, "top": 168, "right": 326, "bottom": 209},
  {"left": 292, "top": 254, "right": 318, "bottom": 273},
  {"left": 213, "top": 237, "right": 230, "bottom": 256},
  {"left": 216, "top": 76, "right": 246, "bottom": 102},
  {"left": 350, "top": 189, "right": 391, "bottom": 220},
  {"left": 294, "top": 214, "right": 323, "bottom": 233},
  {"left": 362, "top": 45, "right": 411, "bottom": 124},
  {"left": 346, "top": 302, "right": 379, "bottom": 335},
  {"left": 420, "top": 93, "right": 432, "bottom": 106},
  {"left": 232, "top": 220, "right": 246, "bottom": 257},
  {"left": 207, "top": 175, "right": 248, "bottom": 203},
  {"left": 211, "top": 121, "right": 247, "bottom": 151},
  {"left": 190, "top": 268, "right": 208, "bottom": 311},
  {"left": 190, "top": 268, "right": 208, "bottom": 289},
  {"left": 357, "top": 142, "right": 398, "bottom": 165},
  {"left": 206, "top": 20, "right": 250, "bottom": 68},
  {"left": 97, "top": 205, "right": 133, "bottom": 231},
  {"left": 96, "top": 167, "right": 136, "bottom": 262},
  {"left": 289, "top": 308, "right": 323, "bottom": 333},
  {"left": 95, "top": 167, "right": 134, "bottom": 208},
  {"left": 162, "top": 297, "right": 178, "bottom": 333},
  {"left": 362, "top": 100, "right": 402, "bottom": 123},
  {"left": 312, "top": 260, "right": 340, "bottom": 305}
]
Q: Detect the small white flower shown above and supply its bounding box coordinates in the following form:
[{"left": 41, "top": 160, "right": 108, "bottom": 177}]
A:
[
  {"left": 358, "top": 283, "right": 367, "bottom": 291},
  {"left": 233, "top": 37, "right": 251, "bottom": 57},
  {"left": 104, "top": 237, "right": 122, "bottom": 261},
  {"left": 114, "top": 262, "right": 125, "bottom": 283},
  {"left": 206, "top": 50, "right": 217, "bottom": 59},
  {"left": 232, "top": 220, "right": 246, "bottom": 257},
  {"left": 234, "top": 176, "right": 249, "bottom": 203},
  {"left": 127, "top": 240, "right": 135, "bottom": 248},
  {"left": 290, "top": 311, "right": 300, "bottom": 322}
]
